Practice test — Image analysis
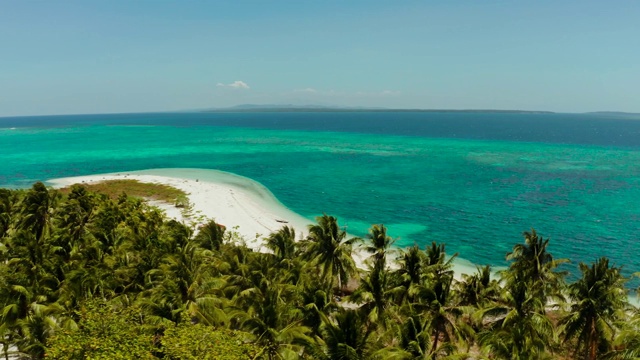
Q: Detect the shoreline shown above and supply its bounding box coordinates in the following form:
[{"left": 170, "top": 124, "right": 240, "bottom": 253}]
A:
[
  {"left": 47, "top": 168, "right": 481, "bottom": 277},
  {"left": 47, "top": 169, "right": 312, "bottom": 252}
]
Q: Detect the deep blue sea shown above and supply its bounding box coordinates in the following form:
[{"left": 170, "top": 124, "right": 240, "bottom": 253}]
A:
[{"left": 2, "top": 111, "right": 640, "bottom": 282}]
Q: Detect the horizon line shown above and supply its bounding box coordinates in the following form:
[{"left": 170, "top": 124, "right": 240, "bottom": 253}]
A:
[{"left": 2, "top": 107, "right": 640, "bottom": 119}]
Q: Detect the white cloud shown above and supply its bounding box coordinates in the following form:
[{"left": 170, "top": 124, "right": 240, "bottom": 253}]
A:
[
  {"left": 229, "top": 81, "right": 250, "bottom": 89},
  {"left": 294, "top": 87, "right": 317, "bottom": 93},
  {"left": 217, "top": 80, "right": 250, "bottom": 89}
]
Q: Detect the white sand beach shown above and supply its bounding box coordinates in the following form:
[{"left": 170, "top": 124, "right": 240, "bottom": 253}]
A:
[
  {"left": 47, "top": 168, "right": 475, "bottom": 276},
  {"left": 47, "top": 169, "right": 314, "bottom": 253}
]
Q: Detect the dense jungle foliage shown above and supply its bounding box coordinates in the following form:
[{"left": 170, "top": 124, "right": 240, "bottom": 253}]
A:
[{"left": 1, "top": 182, "right": 639, "bottom": 359}]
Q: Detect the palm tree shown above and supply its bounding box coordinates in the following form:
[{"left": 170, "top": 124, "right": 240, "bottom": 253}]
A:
[
  {"left": 0, "top": 283, "right": 69, "bottom": 360},
  {"left": 0, "top": 189, "right": 18, "bottom": 241},
  {"left": 54, "top": 185, "right": 96, "bottom": 254},
  {"left": 425, "top": 280, "right": 470, "bottom": 358},
  {"left": 194, "top": 219, "right": 226, "bottom": 251},
  {"left": 298, "top": 276, "right": 337, "bottom": 337},
  {"left": 476, "top": 229, "right": 567, "bottom": 358},
  {"left": 478, "top": 275, "right": 555, "bottom": 359},
  {"left": 59, "top": 260, "right": 114, "bottom": 303},
  {"left": 217, "top": 243, "right": 257, "bottom": 302},
  {"left": 142, "top": 236, "right": 227, "bottom": 326},
  {"left": 422, "top": 242, "right": 457, "bottom": 304},
  {"left": 302, "top": 214, "right": 359, "bottom": 292},
  {"left": 365, "top": 224, "right": 395, "bottom": 265},
  {"left": 349, "top": 259, "right": 397, "bottom": 329},
  {"left": 3, "top": 184, "right": 62, "bottom": 337},
  {"left": 88, "top": 196, "right": 125, "bottom": 257},
  {"left": 607, "top": 313, "right": 640, "bottom": 360},
  {"left": 393, "top": 245, "right": 426, "bottom": 304},
  {"left": 421, "top": 243, "right": 468, "bottom": 359},
  {"left": 240, "top": 284, "right": 311, "bottom": 360},
  {"left": 315, "top": 309, "right": 376, "bottom": 360},
  {"left": 396, "top": 311, "right": 432, "bottom": 359},
  {"left": 560, "top": 257, "right": 629, "bottom": 360},
  {"left": 13, "top": 302, "right": 60, "bottom": 360},
  {"left": 503, "top": 229, "right": 568, "bottom": 307},
  {"left": 349, "top": 224, "right": 398, "bottom": 329},
  {"left": 455, "top": 265, "right": 500, "bottom": 307},
  {"left": 17, "top": 182, "right": 58, "bottom": 243},
  {"left": 0, "top": 284, "right": 33, "bottom": 357},
  {"left": 138, "top": 280, "right": 185, "bottom": 326},
  {"left": 265, "top": 225, "right": 297, "bottom": 263},
  {"left": 13, "top": 183, "right": 60, "bottom": 295}
]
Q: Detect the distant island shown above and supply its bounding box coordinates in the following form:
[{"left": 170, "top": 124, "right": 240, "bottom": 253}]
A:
[
  {"left": 200, "top": 104, "right": 555, "bottom": 114},
  {"left": 585, "top": 111, "right": 640, "bottom": 116}
]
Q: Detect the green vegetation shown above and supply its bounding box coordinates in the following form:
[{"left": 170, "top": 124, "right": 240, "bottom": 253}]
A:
[
  {"left": 58, "top": 179, "right": 188, "bottom": 204},
  {"left": 0, "top": 182, "right": 639, "bottom": 359},
  {"left": 161, "top": 324, "right": 260, "bottom": 360},
  {"left": 46, "top": 301, "right": 156, "bottom": 360}
]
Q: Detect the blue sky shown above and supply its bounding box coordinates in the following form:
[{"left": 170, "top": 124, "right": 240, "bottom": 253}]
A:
[{"left": 1, "top": 0, "right": 639, "bottom": 116}]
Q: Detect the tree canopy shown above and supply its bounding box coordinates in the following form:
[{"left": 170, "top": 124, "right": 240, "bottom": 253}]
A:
[{"left": 0, "top": 182, "right": 638, "bottom": 359}]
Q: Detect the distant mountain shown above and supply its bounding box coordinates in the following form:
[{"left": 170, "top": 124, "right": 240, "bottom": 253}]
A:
[{"left": 201, "top": 104, "right": 554, "bottom": 114}]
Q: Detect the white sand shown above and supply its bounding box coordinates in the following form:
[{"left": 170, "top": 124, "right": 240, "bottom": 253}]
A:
[
  {"left": 46, "top": 168, "right": 475, "bottom": 277},
  {"left": 47, "top": 171, "right": 312, "bottom": 252}
]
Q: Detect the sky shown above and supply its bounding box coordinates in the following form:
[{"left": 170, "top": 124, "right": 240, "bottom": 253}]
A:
[{"left": 1, "top": 0, "right": 639, "bottom": 116}]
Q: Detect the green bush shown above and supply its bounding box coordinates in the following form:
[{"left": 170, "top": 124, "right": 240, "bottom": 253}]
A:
[
  {"left": 162, "top": 324, "right": 262, "bottom": 360},
  {"left": 46, "top": 302, "right": 155, "bottom": 360}
]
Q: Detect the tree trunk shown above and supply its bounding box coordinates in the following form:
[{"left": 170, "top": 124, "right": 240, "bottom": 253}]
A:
[
  {"left": 432, "top": 325, "right": 440, "bottom": 360},
  {"left": 588, "top": 317, "right": 597, "bottom": 360}
]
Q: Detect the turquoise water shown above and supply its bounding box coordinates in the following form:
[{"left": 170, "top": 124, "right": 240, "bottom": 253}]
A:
[{"left": 2, "top": 112, "right": 640, "bottom": 282}]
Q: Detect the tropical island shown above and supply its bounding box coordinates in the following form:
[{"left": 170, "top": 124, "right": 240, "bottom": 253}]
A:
[
  {"left": 0, "top": 171, "right": 638, "bottom": 359},
  {"left": 4, "top": 0, "right": 640, "bottom": 358}
]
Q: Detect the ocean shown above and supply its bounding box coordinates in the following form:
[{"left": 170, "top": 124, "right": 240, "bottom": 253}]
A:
[{"left": 2, "top": 111, "right": 640, "bottom": 282}]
